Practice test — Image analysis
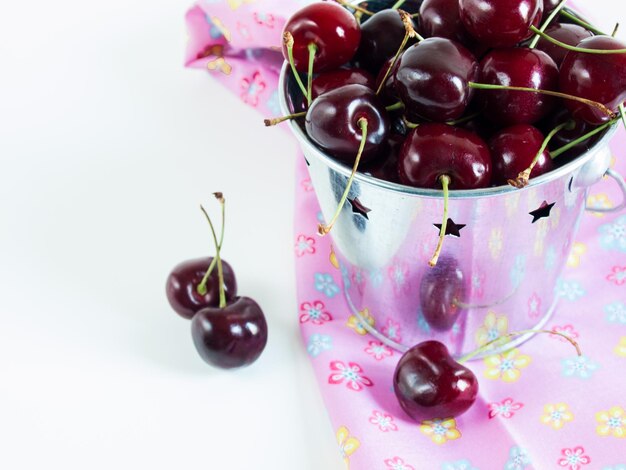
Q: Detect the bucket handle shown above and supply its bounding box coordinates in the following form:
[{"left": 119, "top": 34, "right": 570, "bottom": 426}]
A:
[{"left": 585, "top": 168, "right": 626, "bottom": 213}]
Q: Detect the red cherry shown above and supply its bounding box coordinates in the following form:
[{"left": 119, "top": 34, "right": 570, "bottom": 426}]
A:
[
  {"left": 166, "top": 257, "right": 237, "bottom": 320},
  {"left": 489, "top": 124, "right": 555, "bottom": 186},
  {"left": 394, "top": 38, "right": 478, "bottom": 122},
  {"left": 362, "top": 133, "right": 403, "bottom": 183},
  {"left": 310, "top": 68, "right": 375, "bottom": 103},
  {"left": 398, "top": 123, "right": 492, "bottom": 189},
  {"left": 559, "top": 36, "right": 626, "bottom": 125},
  {"left": 393, "top": 340, "right": 478, "bottom": 421},
  {"left": 537, "top": 23, "right": 593, "bottom": 66},
  {"left": 420, "top": 257, "right": 466, "bottom": 331},
  {"left": 459, "top": 0, "right": 543, "bottom": 47},
  {"left": 540, "top": 108, "right": 598, "bottom": 162},
  {"left": 476, "top": 48, "right": 559, "bottom": 126},
  {"left": 191, "top": 296, "right": 268, "bottom": 369},
  {"left": 282, "top": 2, "right": 361, "bottom": 73}
]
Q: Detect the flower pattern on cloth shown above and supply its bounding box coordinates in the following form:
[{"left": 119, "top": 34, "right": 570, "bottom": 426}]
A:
[
  {"left": 527, "top": 293, "right": 541, "bottom": 319},
  {"left": 605, "top": 302, "right": 626, "bottom": 325},
  {"left": 294, "top": 234, "right": 315, "bottom": 257},
  {"left": 595, "top": 406, "right": 626, "bottom": 438},
  {"left": 558, "top": 446, "right": 591, "bottom": 470},
  {"left": 347, "top": 308, "right": 375, "bottom": 336},
  {"left": 306, "top": 333, "right": 332, "bottom": 358},
  {"left": 364, "top": 340, "right": 393, "bottom": 361},
  {"left": 299, "top": 300, "right": 332, "bottom": 325},
  {"left": 599, "top": 215, "right": 626, "bottom": 252},
  {"left": 567, "top": 243, "right": 587, "bottom": 268},
  {"left": 336, "top": 426, "right": 360, "bottom": 469},
  {"left": 419, "top": 418, "right": 461, "bottom": 445},
  {"left": 369, "top": 411, "right": 398, "bottom": 432},
  {"left": 384, "top": 457, "right": 414, "bottom": 470},
  {"left": 607, "top": 265, "right": 626, "bottom": 285},
  {"left": 562, "top": 355, "right": 599, "bottom": 380},
  {"left": 381, "top": 318, "right": 402, "bottom": 343},
  {"left": 441, "top": 460, "right": 479, "bottom": 470},
  {"left": 484, "top": 348, "right": 531, "bottom": 383},
  {"left": 476, "top": 311, "right": 508, "bottom": 346},
  {"left": 328, "top": 361, "right": 373, "bottom": 392},
  {"left": 555, "top": 280, "right": 586, "bottom": 301},
  {"left": 541, "top": 403, "right": 574, "bottom": 430},
  {"left": 504, "top": 446, "right": 531, "bottom": 470},
  {"left": 488, "top": 398, "right": 524, "bottom": 419},
  {"left": 615, "top": 337, "right": 626, "bottom": 357},
  {"left": 550, "top": 324, "right": 579, "bottom": 343},
  {"left": 314, "top": 272, "right": 340, "bottom": 298}
]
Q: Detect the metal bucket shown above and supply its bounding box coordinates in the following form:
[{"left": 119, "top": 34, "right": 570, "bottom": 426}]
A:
[{"left": 280, "top": 63, "right": 626, "bottom": 358}]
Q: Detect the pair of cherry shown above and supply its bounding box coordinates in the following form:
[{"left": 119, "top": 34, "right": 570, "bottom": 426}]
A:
[{"left": 165, "top": 195, "right": 267, "bottom": 369}]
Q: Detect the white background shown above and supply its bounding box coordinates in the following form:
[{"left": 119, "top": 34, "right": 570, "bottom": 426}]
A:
[{"left": 0, "top": 1, "right": 624, "bottom": 469}]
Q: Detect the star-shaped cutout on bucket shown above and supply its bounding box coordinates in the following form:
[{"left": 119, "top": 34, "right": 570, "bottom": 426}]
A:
[
  {"left": 433, "top": 218, "right": 466, "bottom": 237},
  {"left": 529, "top": 201, "right": 556, "bottom": 223},
  {"left": 348, "top": 197, "right": 371, "bottom": 219}
]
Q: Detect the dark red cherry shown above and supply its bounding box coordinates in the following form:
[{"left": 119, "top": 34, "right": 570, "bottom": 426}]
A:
[
  {"left": 399, "top": 123, "right": 492, "bottom": 189},
  {"left": 305, "top": 84, "right": 389, "bottom": 164},
  {"left": 490, "top": 124, "right": 555, "bottom": 186},
  {"left": 540, "top": 109, "right": 598, "bottom": 162},
  {"left": 282, "top": 2, "right": 361, "bottom": 73},
  {"left": 394, "top": 340, "right": 478, "bottom": 421},
  {"left": 311, "top": 68, "right": 376, "bottom": 102},
  {"left": 420, "top": 257, "right": 466, "bottom": 331},
  {"left": 537, "top": 23, "right": 593, "bottom": 66},
  {"left": 459, "top": 0, "right": 543, "bottom": 47},
  {"left": 362, "top": 133, "right": 403, "bottom": 183},
  {"left": 543, "top": 0, "right": 561, "bottom": 15},
  {"left": 375, "top": 57, "right": 401, "bottom": 106},
  {"left": 395, "top": 38, "right": 478, "bottom": 122},
  {"left": 166, "top": 257, "right": 237, "bottom": 320},
  {"left": 477, "top": 48, "right": 559, "bottom": 126},
  {"left": 191, "top": 296, "right": 268, "bottom": 369},
  {"left": 559, "top": 36, "right": 626, "bottom": 125},
  {"left": 354, "top": 9, "right": 415, "bottom": 74}
]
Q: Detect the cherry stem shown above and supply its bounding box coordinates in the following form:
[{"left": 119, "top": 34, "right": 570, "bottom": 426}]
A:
[
  {"left": 508, "top": 120, "right": 574, "bottom": 188},
  {"left": 468, "top": 82, "right": 615, "bottom": 118},
  {"left": 197, "top": 193, "right": 226, "bottom": 296},
  {"left": 551, "top": 117, "right": 619, "bottom": 159},
  {"left": 199, "top": 198, "right": 226, "bottom": 308},
  {"left": 307, "top": 43, "right": 317, "bottom": 106},
  {"left": 612, "top": 23, "right": 620, "bottom": 37},
  {"left": 529, "top": 25, "right": 626, "bottom": 54},
  {"left": 333, "top": 0, "right": 374, "bottom": 16},
  {"left": 529, "top": 0, "right": 568, "bottom": 49},
  {"left": 264, "top": 111, "right": 307, "bottom": 127},
  {"left": 386, "top": 101, "right": 405, "bottom": 112},
  {"left": 559, "top": 10, "right": 607, "bottom": 36},
  {"left": 446, "top": 111, "right": 481, "bottom": 126},
  {"left": 318, "top": 118, "right": 368, "bottom": 236},
  {"left": 619, "top": 104, "right": 626, "bottom": 132},
  {"left": 375, "top": 9, "right": 422, "bottom": 96},
  {"left": 391, "top": 0, "right": 407, "bottom": 9},
  {"left": 458, "top": 329, "right": 582, "bottom": 364},
  {"left": 403, "top": 116, "right": 419, "bottom": 129},
  {"left": 283, "top": 32, "right": 309, "bottom": 105},
  {"left": 429, "top": 174, "right": 450, "bottom": 267}
]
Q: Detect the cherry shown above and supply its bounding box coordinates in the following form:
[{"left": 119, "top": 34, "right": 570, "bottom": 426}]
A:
[
  {"left": 305, "top": 84, "right": 389, "bottom": 164},
  {"left": 476, "top": 48, "right": 559, "bottom": 126},
  {"left": 393, "top": 340, "right": 478, "bottom": 421},
  {"left": 489, "top": 124, "right": 555, "bottom": 186},
  {"left": 394, "top": 37, "right": 478, "bottom": 122},
  {"left": 311, "top": 68, "right": 375, "bottom": 102},
  {"left": 543, "top": 0, "right": 561, "bottom": 15},
  {"left": 398, "top": 123, "right": 492, "bottom": 189},
  {"left": 420, "top": 257, "right": 466, "bottom": 331},
  {"left": 191, "top": 296, "right": 268, "bottom": 369},
  {"left": 559, "top": 36, "right": 626, "bottom": 125},
  {"left": 166, "top": 257, "right": 237, "bottom": 320},
  {"left": 362, "top": 133, "right": 403, "bottom": 183},
  {"left": 540, "top": 108, "right": 598, "bottom": 162},
  {"left": 354, "top": 9, "right": 416, "bottom": 74},
  {"left": 282, "top": 2, "right": 361, "bottom": 73},
  {"left": 459, "top": 0, "right": 543, "bottom": 47},
  {"left": 375, "top": 57, "right": 401, "bottom": 106},
  {"left": 537, "top": 23, "right": 593, "bottom": 66}
]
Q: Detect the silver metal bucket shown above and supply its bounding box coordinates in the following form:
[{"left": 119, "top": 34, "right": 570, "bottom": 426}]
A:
[{"left": 279, "top": 64, "right": 626, "bottom": 357}]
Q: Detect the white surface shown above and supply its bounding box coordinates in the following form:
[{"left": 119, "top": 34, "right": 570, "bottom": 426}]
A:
[{"left": 0, "top": 1, "right": 625, "bottom": 469}]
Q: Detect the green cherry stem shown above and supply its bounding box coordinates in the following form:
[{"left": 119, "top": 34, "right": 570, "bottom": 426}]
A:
[
  {"left": 386, "top": 101, "right": 405, "bottom": 112},
  {"left": 376, "top": 10, "right": 422, "bottom": 96},
  {"left": 333, "top": 0, "right": 374, "bottom": 16},
  {"left": 619, "top": 104, "right": 626, "bottom": 131},
  {"left": 264, "top": 111, "right": 307, "bottom": 127},
  {"left": 559, "top": 10, "right": 607, "bottom": 36},
  {"left": 529, "top": 25, "right": 626, "bottom": 54},
  {"left": 318, "top": 118, "right": 368, "bottom": 236},
  {"left": 509, "top": 120, "right": 574, "bottom": 188},
  {"left": 446, "top": 111, "right": 481, "bottom": 126},
  {"left": 200, "top": 201, "right": 226, "bottom": 309},
  {"left": 529, "top": 0, "right": 569, "bottom": 49},
  {"left": 283, "top": 31, "right": 309, "bottom": 103},
  {"left": 468, "top": 82, "right": 615, "bottom": 118},
  {"left": 196, "top": 193, "right": 226, "bottom": 296},
  {"left": 551, "top": 117, "right": 620, "bottom": 159},
  {"left": 612, "top": 23, "right": 620, "bottom": 37},
  {"left": 391, "top": 0, "right": 407, "bottom": 9},
  {"left": 429, "top": 174, "right": 450, "bottom": 267},
  {"left": 307, "top": 43, "right": 317, "bottom": 106},
  {"left": 458, "top": 329, "right": 582, "bottom": 364}
]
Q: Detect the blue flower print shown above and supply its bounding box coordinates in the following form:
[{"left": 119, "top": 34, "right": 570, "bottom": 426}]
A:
[
  {"left": 307, "top": 334, "right": 332, "bottom": 358},
  {"left": 603, "top": 465, "right": 626, "bottom": 470},
  {"left": 314, "top": 273, "right": 340, "bottom": 298},
  {"left": 442, "top": 459, "right": 479, "bottom": 470},
  {"left": 599, "top": 215, "right": 626, "bottom": 252},
  {"left": 605, "top": 302, "right": 626, "bottom": 325},
  {"left": 416, "top": 309, "right": 431, "bottom": 334},
  {"left": 562, "top": 355, "right": 599, "bottom": 379},
  {"left": 369, "top": 268, "right": 383, "bottom": 288},
  {"left": 555, "top": 279, "right": 586, "bottom": 301},
  {"left": 510, "top": 255, "right": 526, "bottom": 288},
  {"left": 266, "top": 90, "right": 280, "bottom": 115},
  {"left": 504, "top": 446, "right": 531, "bottom": 470}
]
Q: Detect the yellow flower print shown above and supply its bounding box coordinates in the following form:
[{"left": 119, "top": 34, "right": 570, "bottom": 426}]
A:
[
  {"left": 476, "top": 311, "right": 508, "bottom": 347},
  {"left": 420, "top": 418, "right": 462, "bottom": 445},
  {"left": 329, "top": 245, "right": 340, "bottom": 269},
  {"left": 540, "top": 403, "right": 574, "bottom": 430},
  {"left": 489, "top": 228, "right": 503, "bottom": 260},
  {"left": 226, "top": 0, "right": 255, "bottom": 10},
  {"left": 566, "top": 243, "right": 587, "bottom": 268},
  {"left": 207, "top": 57, "right": 232, "bottom": 75},
  {"left": 615, "top": 337, "right": 626, "bottom": 357},
  {"left": 587, "top": 193, "right": 613, "bottom": 217},
  {"left": 347, "top": 308, "right": 375, "bottom": 336},
  {"left": 596, "top": 406, "right": 626, "bottom": 438},
  {"left": 336, "top": 426, "right": 360, "bottom": 468},
  {"left": 484, "top": 348, "right": 531, "bottom": 383}
]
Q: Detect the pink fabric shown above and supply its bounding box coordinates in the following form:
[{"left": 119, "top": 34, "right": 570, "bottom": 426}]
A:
[{"left": 186, "top": 2, "right": 626, "bottom": 468}]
